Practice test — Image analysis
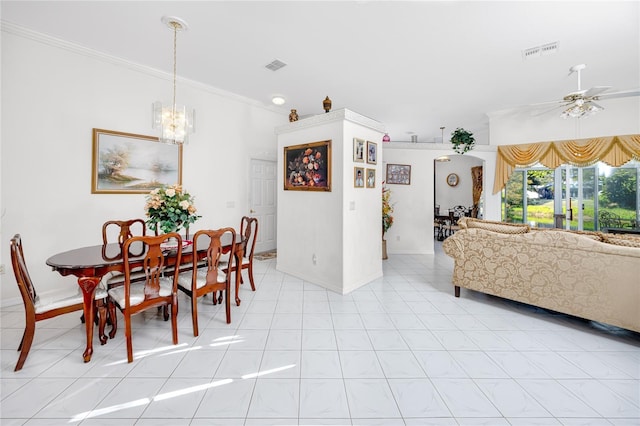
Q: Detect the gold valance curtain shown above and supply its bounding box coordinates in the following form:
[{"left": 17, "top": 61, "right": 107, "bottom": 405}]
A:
[{"left": 493, "top": 134, "right": 640, "bottom": 194}]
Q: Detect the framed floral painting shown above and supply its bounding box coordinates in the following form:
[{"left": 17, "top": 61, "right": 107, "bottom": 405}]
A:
[
  {"left": 284, "top": 140, "right": 331, "bottom": 191},
  {"left": 91, "top": 128, "right": 182, "bottom": 194}
]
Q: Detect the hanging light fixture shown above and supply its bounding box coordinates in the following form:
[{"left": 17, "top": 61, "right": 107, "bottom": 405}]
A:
[
  {"left": 152, "top": 16, "right": 195, "bottom": 144},
  {"left": 560, "top": 99, "right": 603, "bottom": 119}
]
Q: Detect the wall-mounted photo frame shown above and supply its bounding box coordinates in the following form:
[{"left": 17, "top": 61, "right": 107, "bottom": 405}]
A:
[
  {"left": 366, "top": 141, "right": 377, "bottom": 164},
  {"left": 366, "top": 168, "right": 376, "bottom": 188},
  {"left": 386, "top": 163, "right": 411, "bottom": 185},
  {"left": 91, "top": 128, "right": 182, "bottom": 194},
  {"left": 353, "top": 138, "right": 365, "bottom": 163},
  {"left": 284, "top": 139, "right": 332, "bottom": 191},
  {"left": 354, "top": 167, "right": 365, "bottom": 188}
]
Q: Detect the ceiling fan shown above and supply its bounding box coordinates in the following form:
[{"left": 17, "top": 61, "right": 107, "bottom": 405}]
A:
[{"left": 552, "top": 64, "right": 640, "bottom": 119}]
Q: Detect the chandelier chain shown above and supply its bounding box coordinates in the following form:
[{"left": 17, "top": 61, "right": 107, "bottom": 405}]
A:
[{"left": 171, "top": 21, "right": 178, "bottom": 122}]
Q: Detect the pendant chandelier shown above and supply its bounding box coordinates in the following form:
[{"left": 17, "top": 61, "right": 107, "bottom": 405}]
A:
[{"left": 152, "top": 16, "right": 195, "bottom": 145}]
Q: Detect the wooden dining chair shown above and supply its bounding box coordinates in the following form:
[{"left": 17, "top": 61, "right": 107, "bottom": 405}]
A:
[
  {"left": 237, "top": 216, "right": 259, "bottom": 291},
  {"left": 100, "top": 219, "right": 147, "bottom": 288},
  {"left": 106, "top": 232, "right": 182, "bottom": 363},
  {"left": 9, "top": 234, "right": 108, "bottom": 371},
  {"left": 102, "top": 218, "right": 147, "bottom": 245},
  {"left": 177, "top": 228, "right": 236, "bottom": 336}
]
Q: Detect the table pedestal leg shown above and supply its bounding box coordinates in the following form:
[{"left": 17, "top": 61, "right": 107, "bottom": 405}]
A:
[{"left": 78, "top": 277, "right": 100, "bottom": 362}]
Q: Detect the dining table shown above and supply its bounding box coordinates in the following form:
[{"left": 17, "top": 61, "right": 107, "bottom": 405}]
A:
[{"left": 46, "top": 233, "right": 245, "bottom": 362}]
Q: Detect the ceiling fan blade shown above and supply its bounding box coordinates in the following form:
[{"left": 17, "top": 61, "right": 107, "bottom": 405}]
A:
[
  {"left": 583, "top": 86, "right": 611, "bottom": 98},
  {"left": 532, "top": 103, "right": 566, "bottom": 117},
  {"left": 595, "top": 89, "right": 640, "bottom": 100}
]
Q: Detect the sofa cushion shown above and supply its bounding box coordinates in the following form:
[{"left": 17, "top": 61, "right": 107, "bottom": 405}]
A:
[
  {"left": 460, "top": 217, "right": 530, "bottom": 234},
  {"left": 601, "top": 233, "right": 640, "bottom": 248}
]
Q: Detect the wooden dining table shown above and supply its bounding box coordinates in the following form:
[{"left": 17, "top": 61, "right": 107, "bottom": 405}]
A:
[{"left": 46, "top": 233, "right": 244, "bottom": 362}]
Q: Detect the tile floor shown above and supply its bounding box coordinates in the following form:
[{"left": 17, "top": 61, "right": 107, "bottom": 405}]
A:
[{"left": 1, "top": 243, "right": 639, "bottom": 425}]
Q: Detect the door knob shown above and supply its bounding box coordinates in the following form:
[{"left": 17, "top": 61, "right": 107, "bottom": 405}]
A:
[{"left": 250, "top": 209, "right": 255, "bottom": 213}]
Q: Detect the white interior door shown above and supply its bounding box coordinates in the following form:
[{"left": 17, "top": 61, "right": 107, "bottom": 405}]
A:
[{"left": 249, "top": 159, "right": 277, "bottom": 253}]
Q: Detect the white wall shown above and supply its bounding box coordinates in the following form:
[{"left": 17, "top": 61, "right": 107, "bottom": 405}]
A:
[
  {"left": 1, "top": 27, "right": 284, "bottom": 305},
  {"left": 275, "top": 110, "right": 384, "bottom": 294},
  {"left": 435, "top": 155, "right": 484, "bottom": 213},
  {"left": 382, "top": 144, "right": 498, "bottom": 255}
]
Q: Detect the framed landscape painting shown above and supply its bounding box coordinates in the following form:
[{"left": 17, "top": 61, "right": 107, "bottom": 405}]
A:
[
  {"left": 284, "top": 139, "right": 332, "bottom": 191},
  {"left": 91, "top": 128, "right": 182, "bottom": 194}
]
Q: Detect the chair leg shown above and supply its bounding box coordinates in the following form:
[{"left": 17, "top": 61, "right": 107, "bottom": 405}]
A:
[
  {"left": 125, "top": 312, "right": 133, "bottom": 363},
  {"left": 191, "top": 295, "right": 199, "bottom": 337},
  {"left": 97, "top": 301, "right": 107, "bottom": 345},
  {"left": 171, "top": 297, "right": 179, "bottom": 345},
  {"left": 224, "top": 284, "right": 231, "bottom": 324},
  {"left": 108, "top": 301, "right": 118, "bottom": 339},
  {"left": 163, "top": 305, "right": 169, "bottom": 321},
  {"left": 247, "top": 264, "right": 256, "bottom": 291},
  {"left": 15, "top": 317, "right": 36, "bottom": 371}
]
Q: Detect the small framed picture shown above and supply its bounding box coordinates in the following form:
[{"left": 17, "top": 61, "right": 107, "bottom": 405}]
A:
[
  {"left": 353, "top": 138, "right": 365, "bottom": 162},
  {"left": 354, "top": 167, "right": 365, "bottom": 188},
  {"left": 386, "top": 164, "right": 411, "bottom": 185},
  {"left": 366, "top": 168, "right": 376, "bottom": 188},
  {"left": 366, "top": 141, "right": 377, "bottom": 164}
]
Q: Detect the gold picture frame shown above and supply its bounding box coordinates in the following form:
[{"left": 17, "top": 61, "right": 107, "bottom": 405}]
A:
[
  {"left": 354, "top": 167, "right": 365, "bottom": 188},
  {"left": 91, "top": 128, "right": 182, "bottom": 194},
  {"left": 366, "top": 168, "right": 376, "bottom": 188},
  {"left": 366, "top": 141, "right": 377, "bottom": 164},
  {"left": 284, "top": 140, "right": 332, "bottom": 191},
  {"left": 353, "top": 138, "right": 365, "bottom": 162}
]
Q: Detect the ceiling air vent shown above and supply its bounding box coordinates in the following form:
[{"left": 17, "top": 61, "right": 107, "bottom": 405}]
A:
[
  {"left": 265, "top": 59, "right": 287, "bottom": 71},
  {"left": 523, "top": 41, "right": 559, "bottom": 60}
]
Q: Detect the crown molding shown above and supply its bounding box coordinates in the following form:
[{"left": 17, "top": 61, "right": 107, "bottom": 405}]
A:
[
  {"left": 275, "top": 108, "right": 385, "bottom": 135},
  {"left": 1, "top": 20, "right": 286, "bottom": 115}
]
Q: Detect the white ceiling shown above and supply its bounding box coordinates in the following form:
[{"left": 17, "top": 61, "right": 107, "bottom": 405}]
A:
[{"left": 3, "top": 1, "right": 639, "bottom": 143}]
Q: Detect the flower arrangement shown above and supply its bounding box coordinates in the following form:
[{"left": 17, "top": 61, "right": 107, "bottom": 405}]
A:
[
  {"left": 382, "top": 184, "right": 394, "bottom": 238},
  {"left": 144, "top": 184, "right": 201, "bottom": 234}
]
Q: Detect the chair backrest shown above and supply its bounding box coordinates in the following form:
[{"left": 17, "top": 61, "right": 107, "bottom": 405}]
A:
[
  {"left": 450, "top": 205, "right": 467, "bottom": 219},
  {"left": 102, "top": 219, "right": 147, "bottom": 245},
  {"left": 122, "top": 233, "right": 181, "bottom": 308},
  {"left": 192, "top": 228, "right": 236, "bottom": 283},
  {"left": 10, "top": 234, "right": 37, "bottom": 311},
  {"left": 240, "top": 216, "right": 259, "bottom": 260}
]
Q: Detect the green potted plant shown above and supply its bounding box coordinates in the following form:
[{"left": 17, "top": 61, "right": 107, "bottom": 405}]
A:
[{"left": 450, "top": 127, "right": 475, "bottom": 154}]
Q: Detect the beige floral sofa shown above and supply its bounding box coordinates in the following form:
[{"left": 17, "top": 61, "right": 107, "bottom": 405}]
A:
[{"left": 442, "top": 218, "right": 640, "bottom": 333}]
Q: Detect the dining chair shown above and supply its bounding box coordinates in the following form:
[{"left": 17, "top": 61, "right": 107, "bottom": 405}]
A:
[
  {"left": 102, "top": 218, "right": 147, "bottom": 245},
  {"left": 9, "top": 234, "right": 108, "bottom": 371},
  {"left": 177, "top": 228, "right": 236, "bottom": 336},
  {"left": 237, "top": 216, "right": 259, "bottom": 291},
  {"left": 447, "top": 205, "right": 468, "bottom": 236},
  {"left": 106, "top": 232, "right": 182, "bottom": 363},
  {"left": 100, "top": 219, "right": 147, "bottom": 288}
]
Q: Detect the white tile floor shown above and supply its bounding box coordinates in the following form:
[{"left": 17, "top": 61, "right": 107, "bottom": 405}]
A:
[{"left": 1, "top": 243, "right": 639, "bottom": 425}]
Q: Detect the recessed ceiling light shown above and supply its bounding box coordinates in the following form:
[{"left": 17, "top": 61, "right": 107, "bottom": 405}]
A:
[{"left": 272, "top": 96, "right": 286, "bottom": 106}]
